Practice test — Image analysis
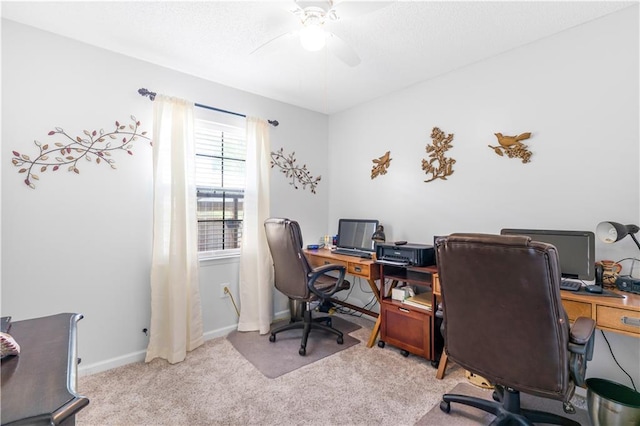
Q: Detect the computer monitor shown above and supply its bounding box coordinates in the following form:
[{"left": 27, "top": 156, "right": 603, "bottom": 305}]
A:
[
  {"left": 336, "top": 219, "right": 379, "bottom": 253},
  {"left": 500, "top": 228, "right": 596, "bottom": 281}
]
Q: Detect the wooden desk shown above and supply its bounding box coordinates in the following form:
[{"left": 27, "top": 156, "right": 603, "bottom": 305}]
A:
[
  {"left": 1, "top": 313, "right": 89, "bottom": 425},
  {"left": 304, "top": 248, "right": 381, "bottom": 347},
  {"left": 561, "top": 289, "right": 640, "bottom": 338},
  {"left": 434, "top": 286, "right": 640, "bottom": 379}
]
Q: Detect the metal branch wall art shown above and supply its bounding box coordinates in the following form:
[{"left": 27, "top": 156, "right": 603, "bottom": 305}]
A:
[
  {"left": 371, "top": 151, "right": 392, "bottom": 179},
  {"left": 422, "top": 127, "right": 456, "bottom": 183},
  {"left": 11, "top": 116, "right": 150, "bottom": 189},
  {"left": 270, "top": 147, "right": 321, "bottom": 194},
  {"left": 488, "top": 132, "right": 532, "bottom": 163}
]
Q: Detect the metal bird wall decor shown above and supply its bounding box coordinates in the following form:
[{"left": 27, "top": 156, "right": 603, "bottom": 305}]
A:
[
  {"left": 488, "top": 132, "right": 533, "bottom": 163},
  {"left": 371, "top": 151, "right": 391, "bottom": 179}
]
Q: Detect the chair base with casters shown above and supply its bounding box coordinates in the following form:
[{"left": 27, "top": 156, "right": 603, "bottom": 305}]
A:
[
  {"left": 269, "top": 301, "right": 344, "bottom": 356},
  {"left": 440, "top": 384, "right": 580, "bottom": 426}
]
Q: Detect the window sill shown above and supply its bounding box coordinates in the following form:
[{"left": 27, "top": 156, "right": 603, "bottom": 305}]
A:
[{"left": 199, "top": 251, "right": 241, "bottom": 266}]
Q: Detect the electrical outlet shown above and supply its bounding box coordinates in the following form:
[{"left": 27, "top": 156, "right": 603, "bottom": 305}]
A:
[{"left": 219, "top": 283, "right": 230, "bottom": 299}]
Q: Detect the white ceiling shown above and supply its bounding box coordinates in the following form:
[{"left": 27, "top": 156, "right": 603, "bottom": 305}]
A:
[{"left": 2, "top": 1, "right": 636, "bottom": 114}]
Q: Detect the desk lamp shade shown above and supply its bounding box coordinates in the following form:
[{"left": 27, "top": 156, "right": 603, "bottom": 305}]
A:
[{"left": 596, "top": 221, "right": 640, "bottom": 251}]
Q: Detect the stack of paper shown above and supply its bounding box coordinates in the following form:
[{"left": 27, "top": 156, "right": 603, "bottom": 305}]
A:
[{"left": 402, "top": 292, "right": 432, "bottom": 311}]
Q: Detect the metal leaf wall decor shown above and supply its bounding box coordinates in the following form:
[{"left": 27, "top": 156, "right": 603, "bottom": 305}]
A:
[
  {"left": 11, "top": 116, "right": 150, "bottom": 189},
  {"left": 371, "top": 151, "right": 392, "bottom": 179},
  {"left": 270, "top": 147, "right": 321, "bottom": 194},
  {"left": 488, "top": 132, "right": 533, "bottom": 163},
  {"left": 422, "top": 127, "right": 456, "bottom": 183}
]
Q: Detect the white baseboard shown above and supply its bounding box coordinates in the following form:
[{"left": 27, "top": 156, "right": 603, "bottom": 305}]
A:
[
  {"left": 79, "top": 350, "right": 146, "bottom": 376},
  {"left": 79, "top": 313, "right": 291, "bottom": 377}
]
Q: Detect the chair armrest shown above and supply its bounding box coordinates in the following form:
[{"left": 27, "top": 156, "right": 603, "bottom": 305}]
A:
[
  {"left": 569, "top": 316, "right": 596, "bottom": 346},
  {"left": 307, "top": 264, "right": 347, "bottom": 299},
  {"left": 568, "top": 316, "right": 596, "bottom": 387},
  {"left": 568, "top": 316, "right": 595, "bottom": 359}
]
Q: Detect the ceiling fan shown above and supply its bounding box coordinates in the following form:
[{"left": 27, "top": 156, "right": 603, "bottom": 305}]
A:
[{"left": 251, "top": 0, "right": 393, "bottom": 67}]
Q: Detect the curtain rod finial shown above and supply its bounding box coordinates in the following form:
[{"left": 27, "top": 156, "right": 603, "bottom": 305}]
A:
[{"left": 138, "top": 88, "right": 156, "bottom": 101}]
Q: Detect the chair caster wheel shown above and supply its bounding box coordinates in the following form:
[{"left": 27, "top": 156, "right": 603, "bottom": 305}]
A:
[
  {"left": 378, "top": 341, "right": 386, "bottom": 348},
  {"left": 401, "top": 350, "right": 409, "bottom": 357},
  {"left": 337, "top": 336, "right": 344, "bottom": 344},
  {"left": 440, "top": 400, "right": 450, "bottom": 413},
  {"left": 299, "top": 347, "right": 306, "bottom": 356},
  {"left": 492, "top": 385, "right": 503, "bottom": 402},
  {"left": 269, "top": 334, "right": 276, "bottom": 342},
  {"left": 431, "top": 360, "right": 439, "bottom": 368},
  {"left": 563, "top": 402, "right": 576, "bottom": 414}
]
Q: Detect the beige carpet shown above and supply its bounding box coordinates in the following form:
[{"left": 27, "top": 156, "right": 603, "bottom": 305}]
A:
[
  {"left": 417, "top": 382, "right": 591, "bottom": 425},
  {"left": 76, "top": 313, "right": 470, "bottom": 425},
  {"left": 226, "top": 315, "right": 361, "bottom": 378}
]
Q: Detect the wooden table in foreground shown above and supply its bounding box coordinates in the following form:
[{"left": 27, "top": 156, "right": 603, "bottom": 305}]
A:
[
  {"left": 304, "top": 248, "right": 381, "bottom": 347},
  {"left": 435, "top": 286, "right": 640, "bottom": 379},
  {"left": 1, "top": 313, "right": 89, "bottom": 425}
]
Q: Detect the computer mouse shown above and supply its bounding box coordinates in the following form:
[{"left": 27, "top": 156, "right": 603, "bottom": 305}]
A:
[{"left": 585, "top": 285, "right": 603, "bottom": 294}]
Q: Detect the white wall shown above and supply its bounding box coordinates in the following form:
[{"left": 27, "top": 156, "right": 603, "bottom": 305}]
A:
[
  {"left": 328, "top": 7, "right": 640, "bottom": 387},
  {"left": 1, "top": 19, "right": 329, "bottom": 374}
]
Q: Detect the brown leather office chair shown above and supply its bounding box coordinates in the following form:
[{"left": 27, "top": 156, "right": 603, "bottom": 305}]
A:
[
  {"left": 264, "top": 218, "right": 350, "bottom": 356},
  {"left": 436, "top": 233, "right": 595, "bottom": 426}
]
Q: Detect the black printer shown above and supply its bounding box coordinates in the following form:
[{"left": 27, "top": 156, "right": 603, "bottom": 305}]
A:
[{"left": 376, "top": 242, "right": 435, "bottom": 267}]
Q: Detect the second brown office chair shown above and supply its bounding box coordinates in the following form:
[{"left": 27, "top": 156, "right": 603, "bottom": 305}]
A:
[
  {"left": 264, "top": 218, "right": 350, "bottom": 356},
  {"left": 436, "top": 233, "right": 596, "bottom": 426}
]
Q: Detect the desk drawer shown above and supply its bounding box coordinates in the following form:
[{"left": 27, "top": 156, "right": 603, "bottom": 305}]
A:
[
  {"left": 597, "top": 306, "right": 640, "bottom": 335},
  {"left": 348, "top": 262, "right": 370, "bottom": 279},
  {"left": 562, "top": 300, "right": 592, "bottom": 322},
  {"left": 380, "top": 299, "right": 431, "bottom": 359},
  {"left": 308, "top": 256, "right": 347, "bottom": 270}
]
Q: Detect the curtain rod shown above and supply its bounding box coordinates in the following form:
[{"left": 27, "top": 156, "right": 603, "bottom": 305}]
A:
[{"left": 137, "top": 88, "right": 279, "bottom": 127}]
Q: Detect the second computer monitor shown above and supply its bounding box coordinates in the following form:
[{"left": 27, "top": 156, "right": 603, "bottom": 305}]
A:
[{"left": 500, "top": 228, "right": 596, "bottom": 281}]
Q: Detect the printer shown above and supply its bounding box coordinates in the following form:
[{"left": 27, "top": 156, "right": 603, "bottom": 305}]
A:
[{"left": 376, "top": 242, "right": 435, "bottom": 267}]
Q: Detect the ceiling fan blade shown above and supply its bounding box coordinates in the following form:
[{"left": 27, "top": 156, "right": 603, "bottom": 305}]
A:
[
  {"left": 250, "top": 31, "right": 296, "bottom": 56},
  {"left": 288, "top": 1, "right": 306, "bottom": 17},
  {"left": 327, "top": 32, "right": 360, "bottom": 67},
  {"left": 331, "top": 1, "right": 394, "bottom": 19}
]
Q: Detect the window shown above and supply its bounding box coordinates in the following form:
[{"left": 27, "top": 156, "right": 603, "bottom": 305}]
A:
[{"left": 195, "top": 117, "right": 246, "bottom": 258}]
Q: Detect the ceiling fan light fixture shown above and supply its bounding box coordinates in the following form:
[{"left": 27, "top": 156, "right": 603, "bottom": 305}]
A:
[{"left": 299, "top": 23, "right": 326, "bottom": 51}]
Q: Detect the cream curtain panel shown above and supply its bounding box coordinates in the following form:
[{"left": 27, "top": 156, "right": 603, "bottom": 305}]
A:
[
  {"left": 146, "top": 95, "right": 204, "bottom": 364},
  {"left": 237, "top": 117, "right": 273, "bottom": 334}
]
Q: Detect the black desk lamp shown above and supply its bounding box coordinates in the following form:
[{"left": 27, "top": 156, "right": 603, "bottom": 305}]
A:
[{"left": 596, "top": 221, "right": 640, "bottom": 251}]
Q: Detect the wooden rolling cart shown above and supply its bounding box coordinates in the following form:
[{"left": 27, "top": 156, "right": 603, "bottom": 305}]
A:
[{"left": 378, "top": 263, "right": 443, "bottom": 364}]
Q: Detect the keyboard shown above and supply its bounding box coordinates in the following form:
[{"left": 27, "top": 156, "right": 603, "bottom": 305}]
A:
[
  {"left": 560, "top": 280, "right": 582, "bottom": 291},
  {"left": 332, "top": 248, "right": 371, "bottom": 258}
]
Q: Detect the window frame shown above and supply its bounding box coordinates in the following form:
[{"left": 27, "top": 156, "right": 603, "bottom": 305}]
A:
[{"left": 194, "top": 112, "right": 246, "bottom": 261}]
